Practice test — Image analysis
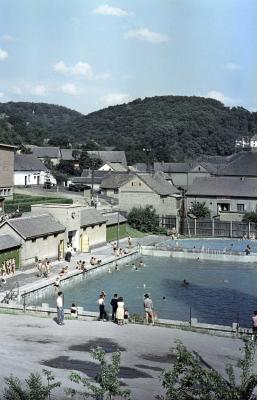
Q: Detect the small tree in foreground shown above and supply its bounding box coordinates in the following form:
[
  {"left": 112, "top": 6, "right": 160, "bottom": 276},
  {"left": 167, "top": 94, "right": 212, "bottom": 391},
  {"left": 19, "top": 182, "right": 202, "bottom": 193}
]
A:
[
  {"left": 3, "top": 369, "right": 61, "bottom": 400},
  {"left": 157, "top": 339, "right": 257, "bottom": 400},
  {"left": 67, "top": 347, "right": 132, "bottom": 400}
]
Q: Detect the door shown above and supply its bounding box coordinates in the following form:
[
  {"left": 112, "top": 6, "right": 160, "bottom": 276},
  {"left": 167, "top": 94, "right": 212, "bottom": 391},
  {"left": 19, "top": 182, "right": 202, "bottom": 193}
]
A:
[
  {"left": 58, "top": 240, "right": 64, "bottom": 260},
  {"left": 37, "top": 176, "right": 40, "bottom": 185},
  {"left": 25, "top": 176, "right": 27, "bottom": 186},
  {"left": 80, "top": 233, "right": 89, "bottom": 252}
]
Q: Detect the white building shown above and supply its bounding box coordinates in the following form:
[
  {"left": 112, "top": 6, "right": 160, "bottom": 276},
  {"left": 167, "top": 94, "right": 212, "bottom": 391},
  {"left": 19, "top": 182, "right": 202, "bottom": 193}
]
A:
[{"left": 14, "top": 154, "right": 56, "bottom": 186}]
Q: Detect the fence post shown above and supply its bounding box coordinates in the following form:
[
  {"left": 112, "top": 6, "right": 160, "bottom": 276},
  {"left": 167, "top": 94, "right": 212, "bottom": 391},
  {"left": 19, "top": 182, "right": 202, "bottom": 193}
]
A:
[
  {"left": 230, "top": 221, "right": 233, "bottom": 238},
  {"left": 212, "top": 218, "right": 215, "bottom": 237},
  {"left": 23, "top": 294, "right": 26, "bottom": 313},
  {"left": 194, "top": 219, "right": 197, "bottom": 237},
  {"left": 189, "top": 306, "right": 192, "bottom": 327},
  {"left": 248, "top": 222, "right": 251, "bottom": 239}
]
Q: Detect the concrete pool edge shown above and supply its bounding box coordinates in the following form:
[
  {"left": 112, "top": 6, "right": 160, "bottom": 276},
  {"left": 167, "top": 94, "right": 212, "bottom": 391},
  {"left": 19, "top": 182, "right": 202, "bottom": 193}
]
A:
[
  {"left": 140, "top": 245, "right": 257, "bottom": 263},
  {"left": 0, "top": 303, "right": 252, "bottom": 339}
]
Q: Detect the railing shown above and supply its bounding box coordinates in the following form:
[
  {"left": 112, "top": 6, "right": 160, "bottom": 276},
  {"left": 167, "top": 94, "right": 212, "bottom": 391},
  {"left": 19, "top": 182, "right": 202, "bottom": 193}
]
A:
[{"left": 1, "top": 282, "right": 20, "bottom": 304}]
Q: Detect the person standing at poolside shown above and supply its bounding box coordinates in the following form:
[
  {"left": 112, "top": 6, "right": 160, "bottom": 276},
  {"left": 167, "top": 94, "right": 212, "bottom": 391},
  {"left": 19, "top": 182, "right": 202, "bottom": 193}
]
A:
[
  {"left": 116, "top": 296, "right": 125, "bottom": 326},
  {"left": 128, "top": 236, "right": 132, "bottom": 249},
  {"left": 97, "top": 293, "right": 108, "bottom": 321},
  {"left": 110, "top": 293, "right": 118, "bottom": 322},
  {"left": 144, "top": 293, "right": 154, "bottom": 325},
  {"left": 56, "top": 291, "right": 64, "bottom": 325}
]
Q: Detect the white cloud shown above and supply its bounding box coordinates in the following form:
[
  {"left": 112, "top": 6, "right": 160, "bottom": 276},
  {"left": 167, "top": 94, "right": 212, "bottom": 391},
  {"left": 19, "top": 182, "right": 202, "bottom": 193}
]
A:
[
  {"left": 61, "top": 83, "right": 80, "bottom": 95},
  {"left": 93, "top": 4, "right": 129, "bottom": 17},
  {"left": 225, "top": 62, "right": 241, "bottom": 71},
  {"left": 0, "top": 48, "right": 8, "bottom": 61},
  {"left": 205, "top": 90, "right": 238, "bottom": 106},
  {"left": 0, "top": 92, "right": 4, "bottom": 98},
  {"left": 71, "top": 62, "right": 93, "bottom": 78},
  {"left": 124, "top": 28, "right": 167, "bottom": 44},
  {"left": 101, "top": 93, "right": 131, "bottom": 107},
  {"left": 54, "top": 61, "right": 70, "bottom": 74},
  {"left": 54, "top": 60, "right": 110, "bottom": 81},
  {"left": 30, "top": 84, "right": 47, "bottom": 96}
]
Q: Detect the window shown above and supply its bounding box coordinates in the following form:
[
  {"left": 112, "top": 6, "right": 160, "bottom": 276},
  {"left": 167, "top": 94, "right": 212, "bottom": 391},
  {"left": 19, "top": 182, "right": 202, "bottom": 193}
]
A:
[
  {"left": 139, "top": 182, "right": 141, "bottom": 186},
  {"left": 114, "top": 188, "right": 118, "bottom": 194},
  {"left": 237, "top": 204, "right": 245, "bottom": 212},
  {"left": 43, "top": 236, "right": 47, "bottom": 240},
  {"left": 54, "top": 233, "right": 58, "bottom": 238},
  {"left": 131, "top": 182, "right": 134, "bottom": 186},
  {"left": 32, "top": 238, "right": 36, "bottom": 243}
]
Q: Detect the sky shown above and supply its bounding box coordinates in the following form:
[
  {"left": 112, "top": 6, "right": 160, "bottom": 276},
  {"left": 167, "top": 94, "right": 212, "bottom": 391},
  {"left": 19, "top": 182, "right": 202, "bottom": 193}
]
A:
[{"left": 0, "top": 0, "right": 256, "bottom": 115}]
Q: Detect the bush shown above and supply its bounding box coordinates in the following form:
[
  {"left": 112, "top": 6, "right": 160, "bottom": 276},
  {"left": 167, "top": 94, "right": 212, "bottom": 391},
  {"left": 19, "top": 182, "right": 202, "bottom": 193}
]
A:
[{"left": 128, "top": 206, "right": 159, "bottom": 233}]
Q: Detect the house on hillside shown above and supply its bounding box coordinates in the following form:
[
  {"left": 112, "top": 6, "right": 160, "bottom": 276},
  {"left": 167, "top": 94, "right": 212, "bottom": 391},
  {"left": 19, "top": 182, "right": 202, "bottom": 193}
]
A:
[
  {"left": 14, "top": 154, "right": 56, "bottom": 186},
  {"left": 186, "top": 176, "right": 257, "bottom": 220},
  {"left": 118, "top": 173, "right": 181, "bottom": 219},
  {"left": 250, "top": 134, "right": 257, "bottom": 149},
  {"left": 31, "top": 204, "right": 107, "bottom": 252},
  {"left": 0, "top": 214, "right": 65, "bottom": 266},
  {"left": 214, "top": 151, "right": 257, "bottom": 177},
  {"left": 0, "top": 143, "right": 16, "bottom": 211},
  {"left": 100, "top": 172, "right": 133, "bottom": 198},
  {"left": 154, "top": 162, "right": 210, "bottom": 188}
]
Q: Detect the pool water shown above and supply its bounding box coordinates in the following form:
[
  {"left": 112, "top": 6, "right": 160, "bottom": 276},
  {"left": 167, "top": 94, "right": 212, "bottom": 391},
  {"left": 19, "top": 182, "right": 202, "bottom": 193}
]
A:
[
  {"left": 29, "top": 256, "right": 257, "bottom": 328},
  {"left": 161, "top": 238, "right": 257, "bottom": 253}
]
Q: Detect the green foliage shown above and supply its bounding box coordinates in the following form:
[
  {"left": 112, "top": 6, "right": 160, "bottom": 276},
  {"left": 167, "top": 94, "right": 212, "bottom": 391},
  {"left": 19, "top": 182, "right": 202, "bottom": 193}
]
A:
[
  {"left": 1, "top": 97, "right": 257, "bottom": 163},
  {"left": 3, "top": 369, "right": 61, "bottom": 400},
  {"left": 128, "top": 206, "right": 159, "bottom": 233},
  {"left": 243, "top": 212, "right": 257, "bottom": 223},
  {"left": 5, "top": 194, "right": 72, "bottom": 213},
  {"left": 67, "top": 347, "right": 131, "bottom": 399},
  {"left": 79, "top": 149, "right": 102, "bottom": 171},
  {"left": 157, "top": 339, "right": 257, "bottom": 400},
  {"left": 190, "top": 201, "right": 210, "bottom": 218}
]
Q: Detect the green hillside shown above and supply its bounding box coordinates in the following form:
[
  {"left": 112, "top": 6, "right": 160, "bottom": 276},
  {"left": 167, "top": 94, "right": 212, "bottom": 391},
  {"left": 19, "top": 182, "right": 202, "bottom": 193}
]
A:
[{"left": 0, "top": 96, "right": 257, "bottom": 163}]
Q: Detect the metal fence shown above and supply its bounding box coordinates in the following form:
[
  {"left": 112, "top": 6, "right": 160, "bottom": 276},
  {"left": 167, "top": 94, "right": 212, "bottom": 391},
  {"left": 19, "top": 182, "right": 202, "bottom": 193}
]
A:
[{"left": 182, "top": 218, "right": 257, "bottom": 238}]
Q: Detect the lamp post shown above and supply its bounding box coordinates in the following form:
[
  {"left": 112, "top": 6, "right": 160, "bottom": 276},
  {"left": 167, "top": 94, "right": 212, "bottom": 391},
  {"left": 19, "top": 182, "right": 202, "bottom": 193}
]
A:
[{"left": 143, "top": 147, "right": 152, "bottom": 173}]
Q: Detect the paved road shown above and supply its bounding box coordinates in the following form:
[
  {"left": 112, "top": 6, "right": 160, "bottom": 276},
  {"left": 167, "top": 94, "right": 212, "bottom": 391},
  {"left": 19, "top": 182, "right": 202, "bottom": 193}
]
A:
[{"left": 0, "top": 313, "right": 245, "bottom": 400}]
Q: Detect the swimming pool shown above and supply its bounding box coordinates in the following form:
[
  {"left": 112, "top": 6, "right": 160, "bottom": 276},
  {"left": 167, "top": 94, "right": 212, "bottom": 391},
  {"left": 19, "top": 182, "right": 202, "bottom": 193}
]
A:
[
  {"left": 159, "top": 238, "right": 257, "bottom": 253},
  {"left": 29, "top": 255, "right": 257, "bottom": 328}
]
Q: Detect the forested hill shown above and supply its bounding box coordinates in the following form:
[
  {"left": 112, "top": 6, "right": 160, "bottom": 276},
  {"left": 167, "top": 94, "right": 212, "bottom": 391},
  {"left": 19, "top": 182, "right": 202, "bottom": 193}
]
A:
[{"left": 0, "top": 96, "right": 257, "bottom": 163}]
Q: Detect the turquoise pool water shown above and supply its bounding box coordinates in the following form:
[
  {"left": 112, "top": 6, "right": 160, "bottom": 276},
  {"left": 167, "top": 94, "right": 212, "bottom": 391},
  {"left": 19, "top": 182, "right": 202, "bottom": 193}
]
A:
[
  {"left": 30, "top": 256, "right": 257, "bottom": 328},
  {"left": 159, "top": 238, "right": 257, "bottom": 253}
]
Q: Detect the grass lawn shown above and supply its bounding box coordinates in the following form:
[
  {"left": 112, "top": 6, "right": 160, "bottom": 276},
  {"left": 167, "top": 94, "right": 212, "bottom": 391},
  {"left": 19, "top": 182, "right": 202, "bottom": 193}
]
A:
[{"left": 5, "top": 193, "right": 73, "bottom": 213}]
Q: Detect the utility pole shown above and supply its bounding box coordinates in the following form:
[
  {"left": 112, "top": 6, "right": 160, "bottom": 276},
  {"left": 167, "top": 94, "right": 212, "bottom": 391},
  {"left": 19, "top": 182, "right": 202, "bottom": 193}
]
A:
[
  {"left": 143, "top": 147, "right": 152, "bottom": 173},
  {"left": 117, "top": 210, "right": 120, "bottom": 247}
]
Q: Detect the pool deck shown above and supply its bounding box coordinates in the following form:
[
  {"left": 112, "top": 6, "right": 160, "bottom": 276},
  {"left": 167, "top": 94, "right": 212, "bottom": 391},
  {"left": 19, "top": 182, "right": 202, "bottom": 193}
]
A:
[
  {"left": 0, "top": 235, "right": 164, "bottom": 302},
  {"left": 0, "top": 313, "right": 249, "bottom": 400}
]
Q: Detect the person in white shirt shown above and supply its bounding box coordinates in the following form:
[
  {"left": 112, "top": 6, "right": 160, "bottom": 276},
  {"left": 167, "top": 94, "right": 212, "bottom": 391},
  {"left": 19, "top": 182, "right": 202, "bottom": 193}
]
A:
[{"left": 56, "top": 291, "right": 64, "bottom": 325}]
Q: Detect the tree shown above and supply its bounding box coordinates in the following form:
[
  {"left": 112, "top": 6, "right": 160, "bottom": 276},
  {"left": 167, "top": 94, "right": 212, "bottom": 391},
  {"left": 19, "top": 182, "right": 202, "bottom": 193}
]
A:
[
  {"left": 67, "top": 347, "right": 131, "bottom": 400},
  {"left": 157, "top": 339, "right": 257, "bottom": 400},
  {"left": 128, "top": 206, "right": 160, "bottom": 232},
  {"left": 190, "top": 201, "right": 210, "bottom": 219},
  {"left": 243, "top": 212, "right": 257, "bottom": 223},
  {"left": 3, "top": 370, "right": 61, "bottom": 400},
  {"left": 79, "top": 150, "right": 102, "bottom": 171}
]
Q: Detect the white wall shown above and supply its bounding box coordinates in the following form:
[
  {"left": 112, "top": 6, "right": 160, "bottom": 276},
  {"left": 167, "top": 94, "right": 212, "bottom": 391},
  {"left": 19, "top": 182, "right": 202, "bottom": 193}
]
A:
[{"left": 14, "top": 171, "right": 56, "bottom": 186}]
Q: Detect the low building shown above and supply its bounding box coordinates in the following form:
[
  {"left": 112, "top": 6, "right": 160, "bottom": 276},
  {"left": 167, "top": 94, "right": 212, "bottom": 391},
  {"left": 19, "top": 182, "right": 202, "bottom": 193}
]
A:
[
  {"left": 186, "top": 176, "right": 257, "bottom": 218},
  {"left": 0, "top": 214, "right": 65, "bottom": 266},
  {"left": 31, "top": 204, "right": 107, "bottom": 252},
  {"left": 0, "top": 234, "right": 21, "bottom": 269},
  {"left": 28, "top": 146, "right": 61, "bottom": 166},
  {"left": 14, "top": 154, "right": 56, "bottom": 186}
]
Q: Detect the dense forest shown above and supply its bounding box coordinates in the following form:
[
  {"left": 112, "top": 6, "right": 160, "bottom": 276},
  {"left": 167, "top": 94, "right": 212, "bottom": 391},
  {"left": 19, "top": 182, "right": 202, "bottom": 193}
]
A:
[{"left": 0, "top": 96, "right": 257, "bottom": 163}]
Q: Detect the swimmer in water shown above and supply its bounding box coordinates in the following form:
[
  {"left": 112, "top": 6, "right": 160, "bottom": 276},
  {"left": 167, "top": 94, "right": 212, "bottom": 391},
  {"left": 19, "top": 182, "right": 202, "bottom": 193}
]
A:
[
  {"left": 181, "top": 279, "right": 189, "bottom": 287},
  {"left": 162, "top": 296, "right": 166, "bottom": 301}
]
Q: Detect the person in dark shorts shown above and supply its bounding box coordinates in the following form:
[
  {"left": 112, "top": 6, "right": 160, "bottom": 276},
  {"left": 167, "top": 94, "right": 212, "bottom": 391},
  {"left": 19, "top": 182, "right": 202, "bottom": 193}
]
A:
[
  {"left": 110, "top": 293, "right": 118, "bottom": 322},
  {"left": 252, "top": 311, "right": 257, "bottom": 341}
]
